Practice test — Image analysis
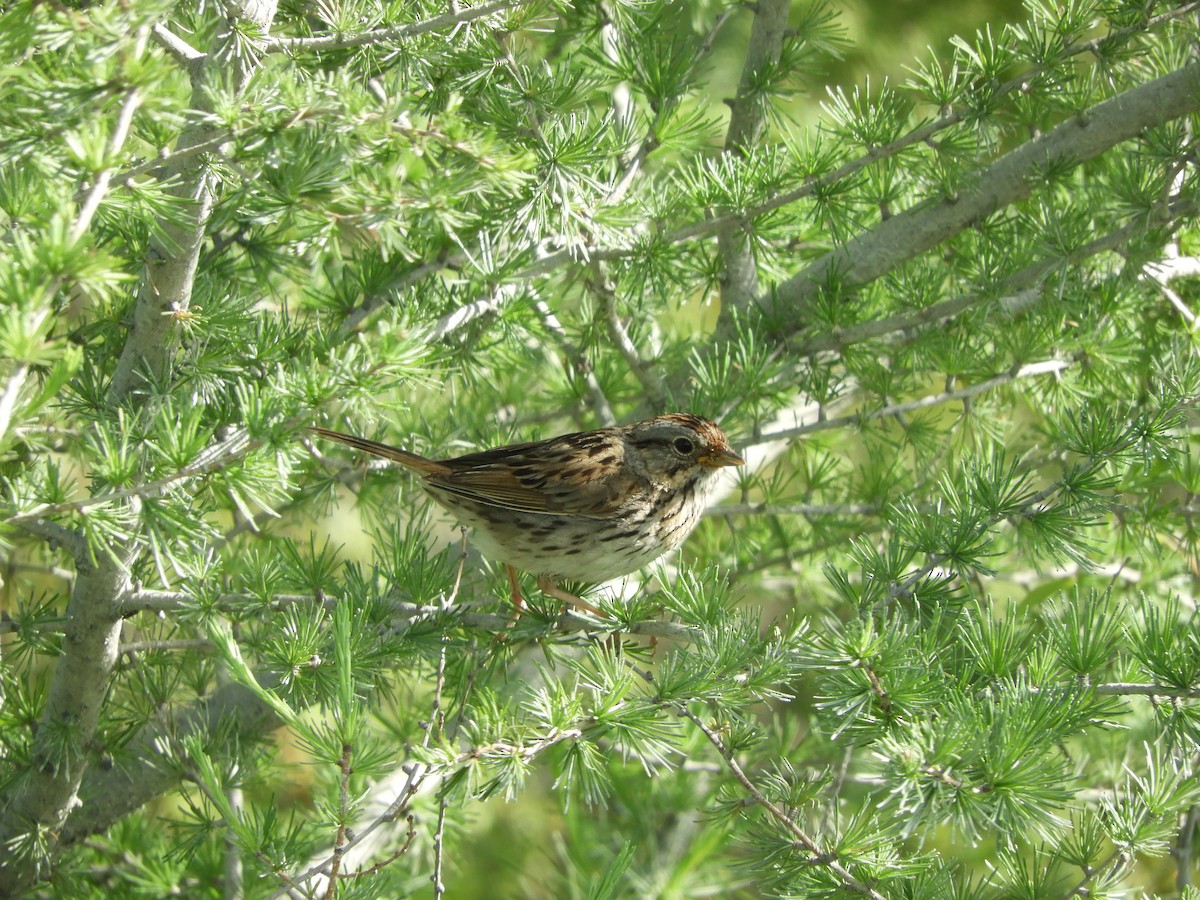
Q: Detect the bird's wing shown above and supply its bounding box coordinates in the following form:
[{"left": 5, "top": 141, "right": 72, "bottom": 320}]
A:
[{"left": 428, "top": 432, "right": 639, "bottom": 517}]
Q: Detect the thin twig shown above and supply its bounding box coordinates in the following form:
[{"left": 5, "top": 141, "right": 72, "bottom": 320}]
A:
[
  {"left": 4, "top": 426, "right": 257, "bottom": 526},
  {"left": 1146, "top": 264, "right": 1199, "bottom": 327},
  {"left": 0, "top": 357, "right": 35, "bottom": 446},
  {"left": 760, "top": 359, "right": 1072, "bottom": 443},
  {"left": 428, "top": 609, "right": 452, "bottom": 896},
  {"left": 533, "top": 299, "right": 616, "bottom": 426},
  {"left": 1092, "top": 683, "right": 1200, "bottom": 700},
  {"left": 70, "top": 87, "right": 143, "bottom": 244},
  {"left": 425, "top": 285, "right": 517, "bottom": 342},
  {"left": 341, "top": 817, "right": 417, "bottom": 879},
  {"left": 119, "top": 638, "right": 214, "bottom": 656},
  {"left": 1065, "top": 847, "right": 1126, "bottom": 897},
  {"left": 322, "top": 743, "right": 354, "bottom": 900},
  {"left": 262, "top": 0, "right": 524, "bottom": 53},
  {"left": 431, "top": 792, "right": 449, "bottom": 899},
  {"left": 595, "top": 279, "right": 669, "bottom": 410},
  {"left": 116, "top": 587, "right": 701, "bottom": 640},
  {"left": 110, "top": 130, "right": 237, "bottom": 187},
  {"left": 655, "top": 688, "right": 887, "bottom": 899},
  {"left": 877, "top": 408, "right": 1168, "bottom": 609},
  {"left": 792, "top": 203, "right": 1191, "bottom": 359},
  {"left": 706, "top": 502, "right": 879, "bottom": 518},
  {"left": 273, "top": 727, "right": 584, "bottom": 899}
]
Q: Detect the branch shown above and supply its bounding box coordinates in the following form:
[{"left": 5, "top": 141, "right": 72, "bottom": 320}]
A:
[
  {"left": 792, "top": 204, "right": 1189, "bottom": 359},
  {"left": 318, "top": 5, "right": 1200, "bottom": 342},
  {"left": 1065, "top": 847, "right": 1126, "bottom": 898},
  {"left": 0, "top": 558, "right": 130, "bottom": 896},
  {"left": 876, "top": 407, "right": 1168, "bottom": 609},
  {"left": 117, "top": 588, "right": 702, "bottom": 642},
  {"left": 426, "top": 284, "right": 518, "bottom": 343},
  {"left": 0, "top": 364, "right": 26, "bottom": 444},
  {"left": 1092, "top": 682, "right": 1200, "bottom": 700},
  {"left": 262, "top": 0, "right": 524, "bottom": 53},
  {"left": 0, "top": 8, "right": 281, "bottom": 887},
  {"left": 4, "top": 426, "right": 257, "bottom": 527},
  {"left": 119, "top": 638, "right": 214, "bottom": 656},
  {"left": 717, "top": 0, "right": 789, "bottom": 313},
  {"left": 331, "top": 8, "right": 735, "bottom": 339},
  {"left": 69, "top": 86, "right": 143, "bottom": 244},
  {"left": 272, "top": 726, "right": 585, "bottom": 898},
  {"left": 769, "top": 63, "right": 1200, "bottom": 327},
  {"left": 706, "top": 502, "right": 879, "bottom": 518},
  {"left": 57, "top": 677, "right": 281, "bottom": 850},
  {"left": 697, "top": 1, "right": 1200, "bottom": 263},
  {"left": 9, "top": 516, "right": 89, "bottom": 563},
  {"left": 671, "top": 700, "right": 887, "bottom": 899},
  {"left": 108, "top": 129, "right": 237, "bottom": 187},
  {"left": 151, "top": 23, "right": 204, "bottom": 67},
  {"left": 108, "top": 4, "right": 277, "bottom": 402},
  {"left": 533, "top": 299, "right": 616, "bottom": 427},
  {"left": 759, "top": 359, "right": 1072, "bottom": 443},
  {"left": 323, "top": 743, "right": 354, "bottom": 900},
  {"left": 324, "top": 12, "right": 1200, "bottom": 342},
  {"left": 593, "top": 270, "right": 669, "bottom": 410}
]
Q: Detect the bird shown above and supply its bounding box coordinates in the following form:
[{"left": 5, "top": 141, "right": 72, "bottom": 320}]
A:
[{"left": 312, "top": 413, "right": 744, "bottom": 613}]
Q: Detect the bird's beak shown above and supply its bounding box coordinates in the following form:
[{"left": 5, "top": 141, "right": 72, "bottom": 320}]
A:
[{"left": 699, "top": 447, "right": 745, "bottom": 468}]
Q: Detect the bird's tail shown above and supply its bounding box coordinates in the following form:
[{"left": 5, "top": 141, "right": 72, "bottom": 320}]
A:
[{"left": 310, "top": 427, "right": 451, "bottom": 476}]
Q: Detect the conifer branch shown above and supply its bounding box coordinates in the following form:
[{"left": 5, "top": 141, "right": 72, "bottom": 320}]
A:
[
  {"left": 0, "top": 362, "right": 31, "bottom": 444},
  {"left": 273, "top": 726, "right": 587, "bottom": 897},
  {"left": 151, "top": 23, "right": 205, "bottom": 66},
  {"left": 694, "top": 0, "right": 1200, "bottom": 253},
  {"left": 261, "top": 0, "right": 526, "bottom": 53},
  {"left": 769, "top": 63, "right": 1200, "bottom": 326},
  {"left": 1092, "top": 683, "right": 1200, "bottom": 700},
  {"left": 533, "top": 299, "right": 617, "bottom": 426},
  {"left": 791, "top": 204, "right": 1195, "bottom": 359},
  {"left": 878, "top": 413, "right": 1175, "bottom": 608},
  {"left": 6, "top": 0, "right": 1200, "bottom": 892},
  {"left": 593, "top": 270, "right": 670, "bottom": 410},
  {"left": 4, "top": 428, "right": 258, "bottom": 527},
  {"left": 265, "top": 7, "right": 1200, "bottom": 348},
  {"left": 8, "top": 517, "right": 89, "bottom": 563},
  {"left": 675, "top": 704, "right": 888, "bottom": 900},
  {"left": 707, "top": 502, "right": 879, "bottom": 518},
  {"left": 109, "top": 5, "right": 277, "bottom": 402},
  {"left": 1065, "top": 847, "right": 1126, "bottom": 897},
  {"left": 115, "top": 588, "right": 701, "bottom": 640},
  {"left": 0, "top": 5, "right": 281, "bottom": 889},
  {"left": 760, "top": 359, "right": 1072, "bottom": 442},
  {"left": 70, "top": 85, "right": 143, "bottom": 245},
  {"left": 323, "top": 743, "right": 354, "bottom": 900},
  {"left": 716, "top": 0, "right": 789, "bottom": 313}
]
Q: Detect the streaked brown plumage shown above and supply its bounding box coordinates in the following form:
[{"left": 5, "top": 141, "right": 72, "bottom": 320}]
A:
[{"left": 313, "top": 414, "right": 744, "bottom": 611}]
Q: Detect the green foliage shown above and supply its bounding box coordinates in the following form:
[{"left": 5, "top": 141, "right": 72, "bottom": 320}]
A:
[{"left": 1, "top": 0, "right": 1199, "bottom": 896}]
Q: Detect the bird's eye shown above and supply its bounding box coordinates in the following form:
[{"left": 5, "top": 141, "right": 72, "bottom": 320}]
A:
[{"left": 672, "top": 436, "right": 696, "bottom": 455}]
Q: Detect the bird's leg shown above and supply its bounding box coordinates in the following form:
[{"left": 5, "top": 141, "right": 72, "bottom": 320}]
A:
[
  {"left": 505, "top": 564, "right": 526, "bottom": 614},
  {"left": 537, "top": 574, "right": 603, "bottom": 616}
]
